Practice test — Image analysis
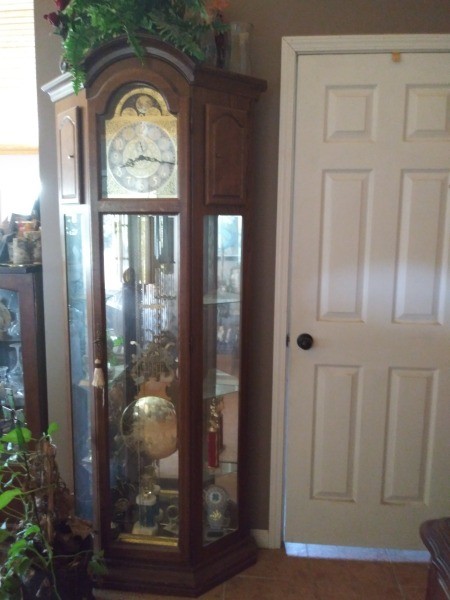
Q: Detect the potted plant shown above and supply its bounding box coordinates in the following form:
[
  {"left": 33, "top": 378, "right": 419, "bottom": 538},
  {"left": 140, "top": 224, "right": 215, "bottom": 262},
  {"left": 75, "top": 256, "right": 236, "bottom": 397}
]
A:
[
  {"left": 0, "top": 412, "right": 106, "bottom": 599},
  {"left": 44, "top": 0, "right": 229, "bottom": 92}
]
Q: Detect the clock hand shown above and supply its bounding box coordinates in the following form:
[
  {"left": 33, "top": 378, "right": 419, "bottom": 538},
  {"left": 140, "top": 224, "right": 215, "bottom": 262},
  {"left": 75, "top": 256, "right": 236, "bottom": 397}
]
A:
[
  {"left": 121, "top": 154, "right": 176, "bottom": 168},
  {"left": 121, "top": 155, "right": 156, "bottom": 168}
]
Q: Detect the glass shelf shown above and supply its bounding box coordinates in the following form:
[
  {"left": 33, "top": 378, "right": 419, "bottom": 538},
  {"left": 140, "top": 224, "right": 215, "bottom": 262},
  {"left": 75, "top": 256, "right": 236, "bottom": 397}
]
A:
[
  {"left": 203, "top": 291, "right": 240, "bottom": 305},
  {"left": 205, "top": 460, "right": 238, "bottom": 477},
  {"left": 203, "top": 369, "right": 239, "bottom": 399}
]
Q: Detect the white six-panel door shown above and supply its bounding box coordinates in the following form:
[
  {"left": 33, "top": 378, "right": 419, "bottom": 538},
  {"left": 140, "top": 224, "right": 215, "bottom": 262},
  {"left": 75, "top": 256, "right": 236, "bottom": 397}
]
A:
[{"left": 272, "top": 36, "right": 450, "bottom": 549}]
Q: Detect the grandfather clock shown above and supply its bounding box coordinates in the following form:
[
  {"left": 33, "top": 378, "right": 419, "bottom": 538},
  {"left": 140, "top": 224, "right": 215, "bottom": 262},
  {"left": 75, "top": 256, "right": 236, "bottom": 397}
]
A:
[{"left": 44, "top": 35, "right": 266, "bottom": 596}]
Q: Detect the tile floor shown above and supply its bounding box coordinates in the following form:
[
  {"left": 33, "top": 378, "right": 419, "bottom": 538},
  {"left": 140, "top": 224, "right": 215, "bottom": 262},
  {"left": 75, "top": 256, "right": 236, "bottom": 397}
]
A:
[{"left": 97, "top": 546, "right": 430, "bottom": 600}]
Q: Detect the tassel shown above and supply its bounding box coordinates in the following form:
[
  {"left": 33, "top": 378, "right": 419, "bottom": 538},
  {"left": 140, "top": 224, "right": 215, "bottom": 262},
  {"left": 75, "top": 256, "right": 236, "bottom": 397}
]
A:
[
  {"left": 92, "top": 358, "right": 105, "bottom": 388},
  {"left": 207, "top": 427, "right": 219, "bottom": 469}
]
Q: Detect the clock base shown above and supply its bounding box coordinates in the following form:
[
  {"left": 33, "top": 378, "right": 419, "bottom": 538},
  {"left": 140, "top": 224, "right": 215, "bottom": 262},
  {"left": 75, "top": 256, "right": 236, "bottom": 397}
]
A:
[{"left": 94, "top": 534, "right": 258, "bottom": 598}]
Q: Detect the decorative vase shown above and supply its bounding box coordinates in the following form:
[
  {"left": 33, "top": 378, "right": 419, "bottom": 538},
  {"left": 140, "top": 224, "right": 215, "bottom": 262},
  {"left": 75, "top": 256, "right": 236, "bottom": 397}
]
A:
[{"left": 228, "top": 22, "right": 252, "bottom": 75}]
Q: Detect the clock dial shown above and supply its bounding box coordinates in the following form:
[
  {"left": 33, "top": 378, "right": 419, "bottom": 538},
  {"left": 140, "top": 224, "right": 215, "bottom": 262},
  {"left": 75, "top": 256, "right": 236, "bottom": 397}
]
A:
[
  {"left": 108, "top": 122, "right": 176, "bottom": 193},
  {"left": 101, "top": 85, "right": 178, "bottom": 198},
  {"left": 204, "top": 484, "right": 229, "bottom": 509}
]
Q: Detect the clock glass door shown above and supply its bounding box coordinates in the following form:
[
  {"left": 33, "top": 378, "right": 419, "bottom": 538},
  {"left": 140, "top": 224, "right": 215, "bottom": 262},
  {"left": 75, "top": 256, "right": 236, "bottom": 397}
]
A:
[
  {"left": 103, "top": 213, "right": 180, "bottom": 545},
  {"left": 100, "top": 84, "right": 178, "bottom": 199},
  {"left": 64, "top": 212, "right": 93, "bottom": 520},
  {"left": 203, "top": 215, "right": 242, "bottom": 544}
]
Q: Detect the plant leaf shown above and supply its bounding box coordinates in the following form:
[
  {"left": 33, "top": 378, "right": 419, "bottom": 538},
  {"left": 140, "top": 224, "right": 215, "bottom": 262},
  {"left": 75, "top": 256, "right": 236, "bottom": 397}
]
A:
[
  {"left": 88, "top": 550, "right": 108, "bottom": 576},
  {"left": 0, "top": 488, "right": 22, "bottom": 510},
  {"left": 7, "top": 538, "right": 28, "bottom": 557},
  {"left": 47, "top": 422, "right": 59, "bottom": 436},
  {"left": 1, "top": 426, "right": 32, "bottom": 445},
  {"left": 0, "top": 528, "right": 12, "bottom": 543},
  {"left": 47, "top": 0, "right": 220, "bottom": 93},
  {"left": 22, "top": 524, "right": 41, "bottom": 538}
]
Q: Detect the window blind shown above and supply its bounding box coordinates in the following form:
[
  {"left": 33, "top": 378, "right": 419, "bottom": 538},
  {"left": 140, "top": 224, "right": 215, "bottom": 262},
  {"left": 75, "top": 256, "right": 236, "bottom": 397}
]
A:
[{"left": 0, "top": 0, "right": 38, "bottom": 154}]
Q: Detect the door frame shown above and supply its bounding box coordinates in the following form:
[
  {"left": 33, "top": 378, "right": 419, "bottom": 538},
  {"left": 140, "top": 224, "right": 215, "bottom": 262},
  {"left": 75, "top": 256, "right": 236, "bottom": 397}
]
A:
[{"left": 269, "top": 34, "right": 450, "bottom": 549}]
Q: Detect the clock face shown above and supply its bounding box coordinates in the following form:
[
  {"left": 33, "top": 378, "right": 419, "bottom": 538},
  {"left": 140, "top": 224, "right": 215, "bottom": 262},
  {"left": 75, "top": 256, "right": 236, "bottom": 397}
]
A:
[
  {"left": 204, "top": 485, "right": 229, "bottom": 510},
  {"left": 101, "top": 85, "right": 178, "bottom": 198},
  {"left": 108, "top": 122, "right": 176, "bottom": 194}
]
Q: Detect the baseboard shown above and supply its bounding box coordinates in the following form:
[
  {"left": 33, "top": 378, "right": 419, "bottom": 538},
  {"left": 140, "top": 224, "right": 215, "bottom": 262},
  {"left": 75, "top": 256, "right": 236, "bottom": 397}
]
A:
[
  {"left": 284, "top": 542, "right": 430, "bottom": 562},
  {"left": 252, "top": 529, "right": 274, "bottom": 549}
]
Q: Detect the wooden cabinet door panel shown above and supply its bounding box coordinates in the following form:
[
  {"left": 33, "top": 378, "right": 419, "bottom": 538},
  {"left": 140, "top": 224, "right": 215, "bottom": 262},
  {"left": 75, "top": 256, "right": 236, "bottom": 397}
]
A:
[
  {"left": 57, "top": 106, "right": 82, "bottom": 204},
  {"left": 205, "top": 104, "right": 248, "bottom": 206}
]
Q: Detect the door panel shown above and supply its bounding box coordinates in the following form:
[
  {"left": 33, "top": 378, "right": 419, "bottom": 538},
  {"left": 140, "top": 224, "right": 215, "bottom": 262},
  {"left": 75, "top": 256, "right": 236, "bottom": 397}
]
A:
[
  {"left": 395, "top": 171, "right": 448, "bottom": 323},
  {"left": 319, "top": 170, "right": 371, "bottom": 321},
  {"left": 285, "top": 51, "right": 450, "bottom": 549}
]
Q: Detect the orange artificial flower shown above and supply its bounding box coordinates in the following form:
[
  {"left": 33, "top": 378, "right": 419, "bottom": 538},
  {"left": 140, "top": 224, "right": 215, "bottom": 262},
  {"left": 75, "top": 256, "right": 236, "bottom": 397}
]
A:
[{"left": 206, "top": 0, "right": 230, "bottom": 13}]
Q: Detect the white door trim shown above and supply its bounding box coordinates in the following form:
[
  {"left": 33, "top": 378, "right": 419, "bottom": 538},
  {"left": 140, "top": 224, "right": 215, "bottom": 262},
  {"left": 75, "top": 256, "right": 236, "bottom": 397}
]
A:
[{"left": 269, "top": 34, "right": 450, "bottom": 549}]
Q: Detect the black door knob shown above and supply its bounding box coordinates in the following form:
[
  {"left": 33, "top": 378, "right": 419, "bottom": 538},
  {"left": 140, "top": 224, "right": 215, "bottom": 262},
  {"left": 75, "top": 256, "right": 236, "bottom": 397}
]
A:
[{"left": 297, "top": 333, "right": 314, "bottom": 350}]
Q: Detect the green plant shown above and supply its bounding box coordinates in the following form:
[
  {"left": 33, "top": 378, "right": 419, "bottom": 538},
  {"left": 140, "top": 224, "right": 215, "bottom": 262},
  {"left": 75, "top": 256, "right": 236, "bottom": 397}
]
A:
[
  {"left": 44, "top": 0, "right": 229, "bottom": 93},
  {"left": 0, "top": 418, "right": 106, "bottom": 600}
]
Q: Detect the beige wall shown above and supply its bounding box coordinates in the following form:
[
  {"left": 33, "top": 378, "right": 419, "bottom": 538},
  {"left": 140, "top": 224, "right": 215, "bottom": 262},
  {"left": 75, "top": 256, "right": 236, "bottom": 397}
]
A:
[
  {"left": 35, "top": 0, "right": 73, "bottom": 486},
  {"left": 34, "top": 0, "right": 450, "bottom": 532}
]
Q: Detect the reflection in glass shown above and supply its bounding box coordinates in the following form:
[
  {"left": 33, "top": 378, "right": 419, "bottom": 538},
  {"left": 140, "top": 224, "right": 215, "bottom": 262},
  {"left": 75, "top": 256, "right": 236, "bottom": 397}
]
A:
[
  {"left": 0, "top": 366, "right": 8, "bottom": 405},
  {"left": 0, "top": 290, "right": 24, "bottom": 423},
  {"left": 65, "top": 213, "right": 92, "bottom": 519},
  {"left": 8, "top": 343, "right": 24, "bottom": 407},
  {"left": 103, "top": 214, "right": 180, "bottom": 545},
  {"left": 203, "top": 215, "right": 242, "bottom": 544},
  {"left": 6, "top": 291, "right": 20, "bottom": 338}
]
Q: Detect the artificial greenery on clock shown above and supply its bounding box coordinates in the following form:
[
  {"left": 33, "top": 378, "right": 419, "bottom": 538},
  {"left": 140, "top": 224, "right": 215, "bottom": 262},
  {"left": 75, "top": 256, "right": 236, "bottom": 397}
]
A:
[{"left": 44, "top": 0, "right": 229, "bottom": 93}]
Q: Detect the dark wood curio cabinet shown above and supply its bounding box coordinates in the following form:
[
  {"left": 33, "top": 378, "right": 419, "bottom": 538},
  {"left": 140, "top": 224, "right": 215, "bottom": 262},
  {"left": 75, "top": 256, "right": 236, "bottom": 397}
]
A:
[
  {"left": 0, "top": 264, "right": 47, "bottom": 438},
  {"left": 44, "top": 36, "right": 266, "bottom": 596}
]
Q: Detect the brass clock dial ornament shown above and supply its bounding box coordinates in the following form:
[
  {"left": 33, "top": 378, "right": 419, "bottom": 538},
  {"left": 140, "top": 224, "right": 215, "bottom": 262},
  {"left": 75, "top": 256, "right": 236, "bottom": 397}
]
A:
[
  {"left": 103, "top": 86, "right": 178, "bottom": 197},
  {"left": 108, "top": 122, "right": 176, "bottom": 194}
]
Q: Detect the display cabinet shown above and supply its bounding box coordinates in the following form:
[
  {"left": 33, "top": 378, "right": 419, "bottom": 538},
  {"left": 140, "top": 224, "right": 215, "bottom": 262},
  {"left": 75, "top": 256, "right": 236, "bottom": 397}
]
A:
[
  {"left": 0, "top": 264, "right": 47, "bottom": 437},
  {"left": 44, "top": 35, "right": 266, "bottom": 596}
]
